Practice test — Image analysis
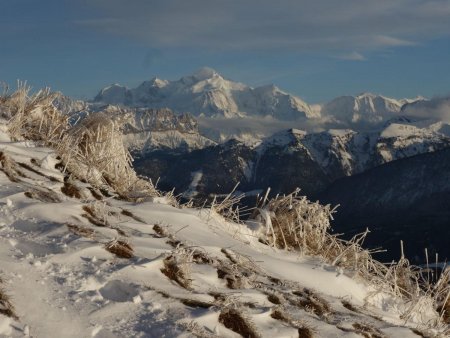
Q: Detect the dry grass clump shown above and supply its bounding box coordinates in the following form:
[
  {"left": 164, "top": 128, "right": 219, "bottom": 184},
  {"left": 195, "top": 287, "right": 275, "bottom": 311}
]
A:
[
  {"left": 82, "top": 202, "right": 111, "bottom": 227},
  {"left": 120, "top": 209, "right": 145, "bottom": 223},
  {"left": 254, "top": 188, "right": 337, "bottom": 255},
  {"left": 218, "top": 307, "right": 261, "bottom": 338},
  {"left": 56, "top": 112, "right": 158, "bottom": 199},
  {"left": 24, "top": 188, "right": 61, "bottom": 203},
  {"left": 16, "top": 161, "right": 60, "bottom": 182},
  {"left": 291, "top": 289, "right": 332, "bottom": 318},
  {"left": 254, "top": 189, "right": 382, "bottom": 278},
  {"left": 217, "top": 268, "right": 248, "bottom": 289},
  {"left": 270, "top": 307, "right": 316, "bottom": 337},
  {"left": 2, "top": 83, "right": 68, "bottom": 144},
  {"left": 66, "top": 224, "right": 95, "bottom": 239},
  {"left": 179, "top": 298, "right": 213, "bottom": 309},
  {"left": 153, "top": 223, "right": 170, "bottom": 238},
  {"left": 104, "top": 238, "right": 134, "bottom": 259},
  {"left": 0, "top": 151, "right": 25, "bottom": 182},
  {"left": 61, "top": 181, "right": 82, "bottom": 199},
  {"left": 386, "top": 255, "right": 421, "bottom": 298},
  {"left": 267, "top": 292, "right": 285, "bottom": 305},
  {"left": 191, "top": 249, "right": 215, "bottom": 265},
  {"left": 341, "top": 299, "right": 359, "bottom": 313},
  {"left": 271, "top": 306, "right": 292, "bottom": 323},
  {"left": 0, "top": 279, "right": 18, "bottom": 320},
  {"left": 180, "top": 321, "right": 220, "bottom": 338},
  {"left": 352, "top": 322, "right": 385, "bottom": 338},
  {"left": 209, "top": 184, "right": 246, "bottom": 223},
  {"left": 438, "top": 297, "right": 450, "bottom": 324},
  {"left": 216, "top": 259, "right": 254, "bottom": 290},
  {"left": 87, "top": 187, "right": 103, "bottom": 200},
  {"left": 161, "top": 248, "right": 193, "bottom": 290},
  {"left": 82, "top": 202, "right": 127, "bottom": 236},
  {"left": 297, "top": 325, "right": 315, "bottom": 338}
]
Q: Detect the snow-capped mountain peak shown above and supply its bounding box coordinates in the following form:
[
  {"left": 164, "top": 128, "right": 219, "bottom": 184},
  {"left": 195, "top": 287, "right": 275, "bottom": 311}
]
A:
[
  {"left": 322, "top": 92, "right": 411, "bottom": 126},
  {"left": 190, "top": 66, "right": 219, "bottom": 81},
  {"left": 149, "top": 77, "right": 169, "bottom": 88},
  {"left": 94, "top": 68, "right": 316, "bottom": 120}
]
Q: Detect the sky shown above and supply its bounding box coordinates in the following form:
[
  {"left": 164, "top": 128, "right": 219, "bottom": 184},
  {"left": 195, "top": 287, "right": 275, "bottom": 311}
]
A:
[{"left": 1, "top": 0, "right": 450, "bottom": 103}]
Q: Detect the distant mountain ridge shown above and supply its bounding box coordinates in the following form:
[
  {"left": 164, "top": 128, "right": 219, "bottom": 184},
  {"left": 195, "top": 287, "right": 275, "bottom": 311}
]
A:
[
  {"left": 132, "top": 118, "right": 450, "bottom": 197},
  {"left": 93, "top": 68, "right": 427, "bottom": 134},
  {"left": 320, "top": 92, "right": 425, "bottom": 126},
  {"left": 94, "top": 67, "right": 317, "bottom": 120}
]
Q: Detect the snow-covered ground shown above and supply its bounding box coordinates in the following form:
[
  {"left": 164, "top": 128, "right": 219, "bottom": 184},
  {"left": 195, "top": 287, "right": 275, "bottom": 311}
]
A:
[{"left": 0, "top": 121, "right": 445, "bottom": 337}]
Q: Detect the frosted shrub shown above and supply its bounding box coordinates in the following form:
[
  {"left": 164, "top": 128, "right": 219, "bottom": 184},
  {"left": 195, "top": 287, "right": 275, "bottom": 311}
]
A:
[
  {"left": 1, "top": 82, "right": 68, "bottom": 144},
  {"left": 56, "top": 112, "right": 158, "bottom": 198},
  {"left": 256, "top": 188, "right": 336, "bottom": 255}
]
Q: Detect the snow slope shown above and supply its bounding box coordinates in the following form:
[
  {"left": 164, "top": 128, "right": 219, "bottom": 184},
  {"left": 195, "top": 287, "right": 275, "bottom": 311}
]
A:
[{"left": 0, "top": 121, "right": 444, "bottom": 337}]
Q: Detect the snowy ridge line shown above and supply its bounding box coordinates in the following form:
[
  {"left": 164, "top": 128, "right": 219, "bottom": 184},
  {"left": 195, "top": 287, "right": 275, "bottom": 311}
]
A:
[{"left": 0, "top": 85, "right": 448, "bottom": 337}]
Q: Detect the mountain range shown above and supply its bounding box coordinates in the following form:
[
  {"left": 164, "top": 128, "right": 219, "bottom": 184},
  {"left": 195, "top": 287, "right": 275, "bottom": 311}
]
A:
[
  {"left": 93, "top": 67, "right": 427, "bottom": 128},
  {"left": 94, "top": 67, "right": 317, "bottom": 120}
]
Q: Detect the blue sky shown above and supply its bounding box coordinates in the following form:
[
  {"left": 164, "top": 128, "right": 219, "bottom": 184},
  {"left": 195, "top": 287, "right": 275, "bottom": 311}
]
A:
[{"left": 1, "top": 0, "right": 450, "bottom": 103}]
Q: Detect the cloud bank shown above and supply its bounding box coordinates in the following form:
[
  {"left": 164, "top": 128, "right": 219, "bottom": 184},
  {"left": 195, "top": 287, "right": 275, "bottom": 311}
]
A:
[{"left": 402, "top": 96, "right": 450, "bottom": 122}]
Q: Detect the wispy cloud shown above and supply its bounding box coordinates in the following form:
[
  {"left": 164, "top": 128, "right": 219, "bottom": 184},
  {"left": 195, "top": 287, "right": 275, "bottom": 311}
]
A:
[
  {"left": 338, "top": 52, "right": 366, "bottom": 61},
  {"left": 77, "top": 0, "right": 450, "bottom": 54},
  {"left": 372, "top": 35, "right": 416, "bottom": 47}
]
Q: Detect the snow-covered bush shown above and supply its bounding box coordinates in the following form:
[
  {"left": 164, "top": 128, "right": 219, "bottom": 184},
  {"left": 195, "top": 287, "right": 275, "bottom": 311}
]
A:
[
  {"left": 1, "top": 82, "right": 68, "bottom": 144},
  {"left": 255, "top": 188, "right": 336, "bottom": 255},
  {"left": 56, "top": 112, "right": 158, "bottom": 198}
]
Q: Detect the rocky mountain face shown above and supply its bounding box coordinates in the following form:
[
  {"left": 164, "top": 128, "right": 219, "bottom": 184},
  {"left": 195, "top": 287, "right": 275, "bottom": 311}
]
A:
[
  {"left": 120, "top": 107, "right": 216, "bottom": 153},
  {"left": 316, "top": 148, "right": 450, "bottom": 264},
  {"left": 94, "top": 67, "right": 317, "bottom": 120},
  {"left": 132, "top": 120, "right": 450, "bottom": 199},
  {"left": 72, "top": 104, "right": 216, "bottom": 153}
]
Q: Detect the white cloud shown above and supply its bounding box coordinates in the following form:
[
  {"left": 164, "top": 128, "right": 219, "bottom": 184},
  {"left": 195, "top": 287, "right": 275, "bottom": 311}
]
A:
[
  {"left": 372, "top": 35, "right": 416, "bottom": 47},
  {"left": 339, "top": 52, "right": 366, "bottom": 61},
  {"left": 402, "top": 96, "right": 450, "bottom": 122}
]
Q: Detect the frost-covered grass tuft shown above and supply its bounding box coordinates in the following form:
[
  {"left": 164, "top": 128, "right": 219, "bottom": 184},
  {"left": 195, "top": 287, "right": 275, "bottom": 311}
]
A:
[
  {"left": 56, "top": 112, "right": 158, "bottom": 199},
  {"left": 104, "top": 238, "right": 134, "bottom": 259},
  {"left": 67, "top": 224, "right": 96, "bottom": 239},
  {"left": 218, "top": 307, "right": 261, "bottom": 338},
  {"left": 0, "top": 278, "right": 18, "bottom": 320},
  {"left": 161, "top": 248, "right": 193, "bottom": 290},
  {"left": 0, "top": 151, "right": 25, "bottom": 182},
  {"left": 1, "top": 82, "right": 68, "bottom": 144}
]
